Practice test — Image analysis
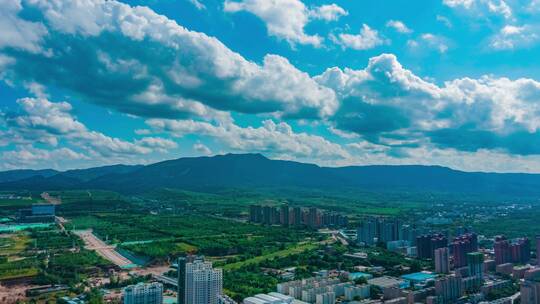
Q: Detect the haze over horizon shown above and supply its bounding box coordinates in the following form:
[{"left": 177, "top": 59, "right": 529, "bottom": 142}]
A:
[{"left": 3, "top": 0, "right": 540, "bottom": 173}]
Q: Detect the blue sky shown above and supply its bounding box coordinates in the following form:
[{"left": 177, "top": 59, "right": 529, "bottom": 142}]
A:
[{"left": 2, "top": 0, "right": 540, "bottom": 172}]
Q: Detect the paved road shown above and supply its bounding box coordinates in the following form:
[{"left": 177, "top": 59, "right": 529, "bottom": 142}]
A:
[{"left": 75, "top": 230, "right": 134, "bottom": 268}]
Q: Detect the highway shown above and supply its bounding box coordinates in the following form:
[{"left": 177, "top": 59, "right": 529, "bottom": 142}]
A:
[{"left": 75, "top": 229, "right": 134, "bottom": 268}]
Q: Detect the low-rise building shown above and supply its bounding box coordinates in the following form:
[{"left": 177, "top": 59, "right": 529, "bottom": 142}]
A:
[
  {"left": 484, "top": 260, "right": 496, "bottom": 273},
  {"left": 243, "top": 293, "right": 308, "bottom": 304},
  {"left": 367, "top": 276, "right": 408, "bottom": 291},
  {"left": 343, "top": 285, "right": 370, "bottom": 301},
  {"left": 480, "top": 279, "right": 511, "bottom": 295},
  {"left": 513, "top": 265, "right": 531, "bottom": 279},
  {"left": 495, "top": 263, "right": 513, "bottom": 276}
]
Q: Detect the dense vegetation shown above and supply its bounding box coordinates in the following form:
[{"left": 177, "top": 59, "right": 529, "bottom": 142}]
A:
[
  {"left": 1, "top": 168, "right": 540, "bottom": 303},
  {"left": 65, "top": 212, "right": 310, "bottom": 263},
  {"left": 36, "top": 250, "right": 112, "bottom": 286},
  {"left": 5, "top": 154, "right": 540, "bottom": 198},
  {"left": 0, "top": 212, "right": 112, "bottom": 289}
]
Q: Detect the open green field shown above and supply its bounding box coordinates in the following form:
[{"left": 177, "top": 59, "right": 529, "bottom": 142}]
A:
[
  {"left": 0, "top": 233, "right": 30, "bottom": 257},
  {"left": 0, "top": 198, "right": 36, "bottom": 207},
  {"left": 48, "top": 190, "right": 122, "bottom": 204},
  {"left": 122, "top": 240, "right": 197, "bottom": 258},
  {"left": 222, "top": 242, "right": 317, "bottom": 271},
  {"left": 0, "top": 258, "right": 39, "bottom": 280}
]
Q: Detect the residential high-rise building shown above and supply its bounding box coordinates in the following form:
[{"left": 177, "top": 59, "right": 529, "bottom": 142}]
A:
[
  {"left": 178, "top": 257, "right": 187, "bottom": 304},
  {"left": 417, "top": 235, "right": 432, "bottom": 259},
  {"left": 435, "top": 247, "right": 450, "bottom": 274},
  {"left": 391, "top": 219, "right": 402, "bottom": 242},
  {"left": 537, "top": 235, "right": 540, "bottom": 266},
  {"left": 249, "top": 205, "right": 262, "bottom": 223},
  {"left": 435, "top": 275, "right": 462, "bottom": 304},
  {"left": 357, "top": 218, "right": 377, "bottom": 246},
  {"left": 178, "top": 257, "right": 223, "bottom": 304},
  {"left": 321, "top": 212, "right": 346, "bottom": 227},
  {"left": 510, "top": 238, "right": 531, "bottom": 264},
  {"left": 178, "top": 256, "right": 200, "bottom": 304},
  {"left": 262, "top": 206, "right": 273, "bottom": 225},
  {"left": 293, "top": 207, "right": 303, "bottom": 226},
  {"left": 280, "top": 204, "right": 289, "bottom": 227},
  {"left": 308, "top": 207, "right": 319, "bottom": 229},
  {"left": 461, "top": 276, "right": 482, "bottom": 293},
  {"left": 417, "top": 234, "right": 447, "bottom": 259},
  {"left": 272, "top": 207, "right": 281, "bottom": 225},
  {"left": 316, "top": 292, "right": 336, "bottom": 304},
  {"left": 123, "top": 282, "right": 163, "bottom": 304},
  {"left": 467, "top": 252, "right": 484, "bottom": 280},
  {"left": 451, "top": 234, "right": 478, "bottom": 268},
  {"left": 521, "top": 279, "right": 540, "bottom": 304},
  {"left": 400, "top": 225, "right": 420, "bottom": 246},
  {"left": 455, "top": 226, "right": 473, "bottom": 237},
  {"left": 380, "top": 221, "right": 397, "bottom": 243},
  {"left": 451, "top": 240, "right": 468, "bottom": 268},
  {"left": 494, "top": 236, "right": 512, "bottom": 265}
]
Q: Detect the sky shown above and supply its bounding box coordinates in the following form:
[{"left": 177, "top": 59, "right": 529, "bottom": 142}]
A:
[{"left": 3, "top": 0, "right": 540, "bottom": 172}]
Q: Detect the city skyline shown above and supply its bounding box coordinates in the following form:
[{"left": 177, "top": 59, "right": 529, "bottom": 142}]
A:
[{"left": 3, "top": 0, "right": 540, "bottom": 172}]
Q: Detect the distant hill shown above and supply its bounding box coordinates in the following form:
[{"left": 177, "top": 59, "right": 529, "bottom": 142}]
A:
[
  {"left": 0, "top": 164, "right": 141, "bottom": 190},
  {"left": 58, "top": 164, "right": 144, "bottom": 182},
  {"left": 0, "top": 169, "right": 58, "bottom": 183},
  {"left": 2, "top": 153, "right": 540, "bottom": 196}
]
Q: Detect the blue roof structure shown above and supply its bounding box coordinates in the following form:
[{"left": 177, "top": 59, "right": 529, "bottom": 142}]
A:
[
  {"left": 401, "top": 272, "right": 437, "bottom": 283},
  {"left": 349, "top": 272, "right": 373, "bottom": 280}
]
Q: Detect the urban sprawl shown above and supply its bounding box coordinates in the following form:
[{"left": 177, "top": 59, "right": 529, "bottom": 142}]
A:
[{"left": 1, "top": 201, "right": 540, "bottom": 304}]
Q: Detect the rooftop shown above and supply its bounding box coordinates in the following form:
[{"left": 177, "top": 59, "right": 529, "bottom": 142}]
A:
[
  {"left": 368, "top": 276, "right": 408, "bottom": 289},
  {"left": 349, "top": 272, "right": 373, "bottom": 280},
  {"left": 401, "top": 272, "right": 437, "bottom": 283}
]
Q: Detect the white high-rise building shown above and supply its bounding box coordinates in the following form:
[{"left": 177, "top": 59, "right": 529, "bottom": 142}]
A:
[
  {"left": 123, "top": 282, "right": 163, "bottom": 304},
  {"left": 184, "top": 258, "right": 223, "bottom": 304}
]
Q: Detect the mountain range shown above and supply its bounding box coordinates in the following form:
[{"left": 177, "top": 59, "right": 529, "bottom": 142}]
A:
[{"left": 2, "top": 153, "right": 540, "bottom": 196}]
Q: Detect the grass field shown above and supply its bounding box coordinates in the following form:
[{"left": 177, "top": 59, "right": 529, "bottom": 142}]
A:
[
  {"left": 223, "top": 242, "right": 317, "bottom": 270},
  {"left": 0, "top": 234, "right": 30, "bottom": 257},
  {"left": 0, "top": 198, "right": 38, "bottom": 207},
  {"left": 1, "top": 268, "right": 39, "bottom": 280},
  {"left": 49, "top": 190, "right": 122, "bottom": 204},
  {"left": 122, "top": 240, "right": 197, "bottom": 258},
  {"left": 0, "top": 260, "right": 39, "bottom": 280}
]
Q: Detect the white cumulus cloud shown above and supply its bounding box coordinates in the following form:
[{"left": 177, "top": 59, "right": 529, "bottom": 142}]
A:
[
  {"left": 331, "top": 24, "right": 385, "bottom": 50},
  {"left": 386, "top": 20, "right": 412, "bottom": 34}
]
